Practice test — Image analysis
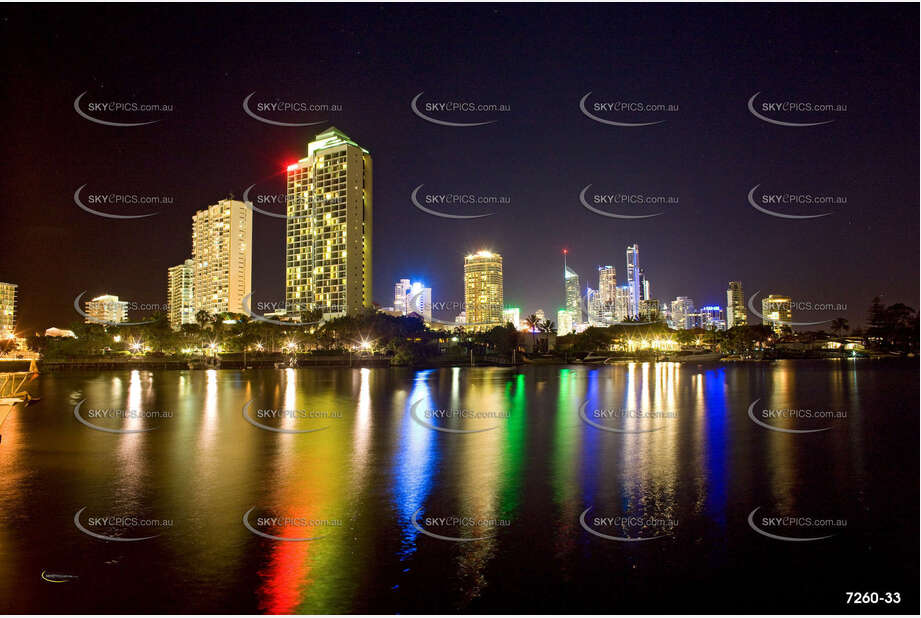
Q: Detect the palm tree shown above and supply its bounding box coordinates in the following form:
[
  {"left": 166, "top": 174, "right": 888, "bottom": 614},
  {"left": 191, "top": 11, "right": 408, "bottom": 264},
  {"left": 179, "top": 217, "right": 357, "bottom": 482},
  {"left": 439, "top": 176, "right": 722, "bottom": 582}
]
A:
[
  {"left": 830, "top": 317, "right": 849, "bottom": 337},
  {"left": 525, "top": 313, "right": 540, "bottom": 349}
]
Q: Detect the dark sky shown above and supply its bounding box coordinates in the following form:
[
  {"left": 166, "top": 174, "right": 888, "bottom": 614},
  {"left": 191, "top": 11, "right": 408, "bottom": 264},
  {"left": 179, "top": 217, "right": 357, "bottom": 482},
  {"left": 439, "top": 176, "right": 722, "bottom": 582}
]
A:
[{"left": 1, "top": 3, "right": 918, "bottom": 333}]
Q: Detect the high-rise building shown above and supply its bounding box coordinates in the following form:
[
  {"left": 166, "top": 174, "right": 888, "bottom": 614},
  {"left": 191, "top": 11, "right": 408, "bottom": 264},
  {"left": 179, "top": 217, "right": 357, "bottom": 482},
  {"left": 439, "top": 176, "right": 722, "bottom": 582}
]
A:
[
  {"left": 285, "top": 127, "right": 373, "bottom": 320},
  {"left": 503, "top": 307, "right": 521, "bottom": 329},
  {"left": 455, "top": 311, "right": 466, "bottom": 326},
  {"left": 192, "top": 199, "right": 252, "bottom": 316},
  {"left": 586, "top": 287, "right": 601, "bottom": 324},
  {"left": 85, "top": 294, "right": 128, "bottom": 324},
  {"left": 563, "top": 251, "right": 582, "bottom": 323},
  {"left": 167, "top": 260, "right": 195, "bottom": 331},
  {"left": 726, "top": 281, "right": 747, "bottom": 328},
  {"left": 762, "top": 294, "right": 793, "bottom": 334},
  {"left": 614, "top": 285, "right": 633, "bottom": 322},
  {"left": 639, "top": 298, "right": 660, "bottom": 322},
  {"left": 557, "top": 309, "right": 574, "bottom": 336},
  {"left": 700, "top": 305, "right": 726, "bottom": 330},
  {"left": 670, "top": 296, "right": 695, "bottom": 329},
  {"left": 626, "top": 244, "right": 641, "bottom": 318},
  {"left": 395, "top": 280, "right": 432, "bottom": 323},
  {"left": 393, "top": 278, "right": 410, "bottom": 313},
  {"left": 534, "top": 309, "right": 546, "bottom": 322},
  {"left": 0, "top": 282, "right": 17, "bottom": 338},
  {"left": 598, "top": 265, "right": 616, "bottom": 305},
  {"left": 464, "top": 250, "right": 504, "bottom": 331}
]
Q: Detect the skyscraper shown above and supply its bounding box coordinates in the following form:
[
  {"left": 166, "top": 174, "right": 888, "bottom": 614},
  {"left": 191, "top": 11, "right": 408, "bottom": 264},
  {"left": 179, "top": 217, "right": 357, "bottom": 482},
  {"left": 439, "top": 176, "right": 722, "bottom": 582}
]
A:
[
  {"left": 762, "top": 294, "right": 793, "bottom": 334},
  {"left": 85, "top": 294, "right": 128, "bottom": 324},
  {"left": 626, "top": 244, "right": 641, "bottom": 318},
  {"left": 563, "top": 250, "right": 582, "bottom": 323},
  {"left": 285, "top": 127, "right": 372, "bottom": 320},
  {"left": 726, "top": 281, "right": 747, "bottom": 328},
  {"left": 670, "top": 296, "right": 695, "bottom": 329},
  {"left": 503, "top": 307, "right": 521, "bottom": 329},
  {"left": 700, "top": 305, "right": 726, "bottom": 330},
  {"left": 464, "top": 250, "right": 504, "bottom": 331},
  {"left": 167, "top": 260, "right": 195, "bottom": 331},
  {"left": 192, "top": 199, "right": 252, "bottom": 316},
  {"left": 395, "top": 280, "right": 432, "bottom": 323},
  {"left": 598, "top": 265, "right": 616, "bottom": 305},
  {"left": 639, "top": 298, "right": 660, "bottom": 322},
  {"left": 0, "top": 282, "right": 17, "bottom": 338},
  {"left": 613, "top": 285, "right": 633, "bottom": 322},
  {"left": 393, "top": 278, "right": 410, "bottom": 313},
  {"left": 557, "top": 309, "right": 574, "bottom": 336}
]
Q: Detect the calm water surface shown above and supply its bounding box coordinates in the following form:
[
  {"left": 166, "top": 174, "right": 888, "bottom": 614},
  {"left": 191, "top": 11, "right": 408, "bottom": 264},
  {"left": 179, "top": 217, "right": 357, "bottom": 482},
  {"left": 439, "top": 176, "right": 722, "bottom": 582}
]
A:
[{"left": 0, "top": 362, "right": 917, "bottom": 613}]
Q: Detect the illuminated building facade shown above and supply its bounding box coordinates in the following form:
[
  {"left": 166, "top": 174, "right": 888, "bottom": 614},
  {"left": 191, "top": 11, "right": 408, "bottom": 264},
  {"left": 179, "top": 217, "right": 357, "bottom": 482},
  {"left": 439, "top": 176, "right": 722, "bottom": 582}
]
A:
[
  {"left": 670, "top": 296, "right": 695, "bottom": 329},
  {"left": 563, "top": 251, "right": 582, "bottom": 323},
  {"left": 0, "top": 282, "right": 17, "bottom": 338},
  {"left": 639, "top": 298, "right": 660, "bottom": 322},
  {"left": 700, "top": 305, "right": 726, "bottom": 330},
  {"left": 626, "top": 243, "right": 641, "bottom": 318},
  {"left": 762, "top": 294, "right": 793, "bottom": 334},
  {"left": 557, "top": 309, "right": 574, "bottom": 336},
  {"left": 167, "top": 259, "right": 195, "bottom": 330},
  {"left": 726, "top": 280, "right": 747, "bottom": 328},
  {"left": 464, "top": 250, "right": 504, "bottom": 330},
  {"left": 503, "top": 307, "right": 521, "bottom": 329},
  {"left": 85, "top": 294, "right": 128, "bottom": 324},
  {"left": 394, "top": 279, "right": 432, "bottom": 323},
  {"left": 192, "top": 199, "right": 252, "bottom": 315},
  {"left": 286, "top": 127, "right": 372, "bottom": 320}
]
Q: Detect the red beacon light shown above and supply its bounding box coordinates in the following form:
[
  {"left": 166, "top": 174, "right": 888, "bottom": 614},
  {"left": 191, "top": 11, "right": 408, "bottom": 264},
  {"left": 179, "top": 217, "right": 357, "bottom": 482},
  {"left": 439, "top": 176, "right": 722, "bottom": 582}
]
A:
[{"left": 286, "top": 163, "right": 299, "bottom": 171}]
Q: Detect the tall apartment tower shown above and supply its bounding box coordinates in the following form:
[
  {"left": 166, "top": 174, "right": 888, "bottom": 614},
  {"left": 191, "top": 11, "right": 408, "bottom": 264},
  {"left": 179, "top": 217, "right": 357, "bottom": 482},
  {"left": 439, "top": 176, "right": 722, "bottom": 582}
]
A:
[
  {"left": 464, "top": 250, "right": 504, "bottom": 331},
  {"left": 563, "top": 250, "right": 582, "bottom": 323},
  {"left": 85, "top": 294, "right": 129, "bottom": 324},
  {"left": 0, "top": 282, "right": 18, "bottom": 338},
  {"left": 598, "top": 265, "right": 616, "bottom": 309},
  {"left": 167, "top": 259, "right": 195, "bottom": 330},
  {"left": 626, "top": 244, "right": 641, "bottom": 318},
  {"left": 285, "top": 127, "right": 372, "bottom": 320},
  {"left": 191, "top": 199, "right": 252, "bottom": 316},
  {"left": 762, "top": 294, "right": 793, "bottom": 334},
  {"left": 726, "top": 281, "right": 747, "bottom": 328}
]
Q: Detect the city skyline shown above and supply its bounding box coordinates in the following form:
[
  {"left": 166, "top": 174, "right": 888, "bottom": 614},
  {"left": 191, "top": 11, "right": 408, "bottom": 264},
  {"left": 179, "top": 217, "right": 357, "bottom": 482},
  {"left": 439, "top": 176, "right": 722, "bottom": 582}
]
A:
[{"left": 1, "top": 5, "right": 917, "bottom": 333}]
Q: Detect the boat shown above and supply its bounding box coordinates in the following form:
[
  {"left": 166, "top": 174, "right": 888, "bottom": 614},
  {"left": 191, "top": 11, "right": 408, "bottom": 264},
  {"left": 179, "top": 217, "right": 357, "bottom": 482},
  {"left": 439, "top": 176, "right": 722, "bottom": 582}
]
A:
[
  {"left": 661, "top": 350, "right": 722, "bottom": 362},
  {"left": 275, "top": 356, "right": 297, "bottom": 369}
]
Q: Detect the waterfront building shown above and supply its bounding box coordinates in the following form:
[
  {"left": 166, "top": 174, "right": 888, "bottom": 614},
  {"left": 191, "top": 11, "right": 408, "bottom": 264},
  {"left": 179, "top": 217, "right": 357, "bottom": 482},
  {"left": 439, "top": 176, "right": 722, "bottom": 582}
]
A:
[
  {"left": 464, "top": 250, "right": 504, "bottom": 331},
  {"left": 192, "top": 199, "right": 252, "bottom": 316},
  {"left": 557, "top": 309, "right": 574, "bottom": 336},
  {"left": 85, "top": 294, "right": 129, "bottom": 324},
  {"left": 727, "top": 281, "right": 747, "bottom": 328},
  {"left": 700, "top": 305, "right": 726, "bottom": 330},
  {"left": 395, "top": 280, "right": 432, "bottom": 323},
  {"left": 0, "top": 282, "right": 17, "bottom": 338},
  {"left": 393, "top": 279, "right": 410, "bottom": 313},
  {"left": 167, "top": 259, "right": 195, "bottom": 331},
  {"left": 285, "top": 127, "right": 372, "bottom": 320},
  {"left": 762, "top": 294, "right": 793, "bottom": 334},
  {"left": 614, "top": 285, "right": 633, "bottom": 322},
  {"left": 639, "top": 298, "right": 660, "bottom": 322}
]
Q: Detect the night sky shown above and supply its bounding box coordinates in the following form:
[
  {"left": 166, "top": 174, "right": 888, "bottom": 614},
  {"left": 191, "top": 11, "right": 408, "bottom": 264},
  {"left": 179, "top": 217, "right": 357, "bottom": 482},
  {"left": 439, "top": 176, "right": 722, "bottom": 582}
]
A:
[{"left": 1, "top": 3, "right": 917, "bottom": 333}]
